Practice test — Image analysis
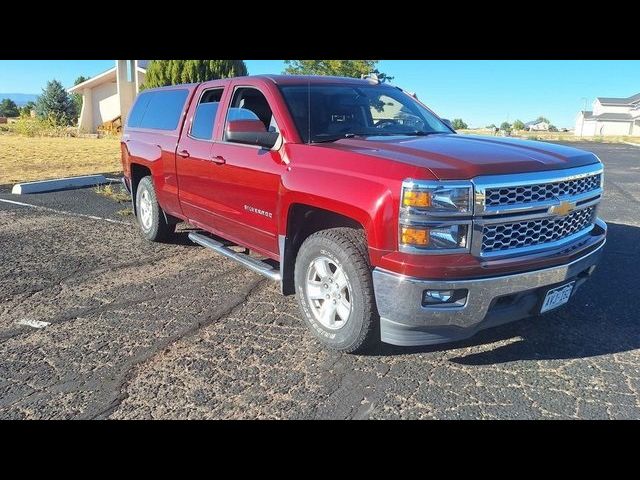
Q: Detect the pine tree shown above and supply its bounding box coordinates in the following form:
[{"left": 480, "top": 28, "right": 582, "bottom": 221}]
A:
[
  {"left": 35, "top": 79, "right": 77, "bottom": 126},
  {"left": 0, "top": 98, "right": 20, "bottom": 117},
  {"left": 142, "top": 60, "right": 248, "bottom": 89}
]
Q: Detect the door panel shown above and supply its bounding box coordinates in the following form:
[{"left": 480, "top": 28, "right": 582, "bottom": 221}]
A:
[
  {"left": 175, "top": 86, "right": 227, "bottom": 230},
  {"left": 208, "top": 142, "right": 283, "bottom": 257}
]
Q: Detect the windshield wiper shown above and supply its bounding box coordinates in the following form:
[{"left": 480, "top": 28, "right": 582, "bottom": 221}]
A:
[
  {"left": 403, "top": 131, "right": 448, "bottom": 136},
  {"left": 310, "top": 132, "right": 408, "bottom": 143}
]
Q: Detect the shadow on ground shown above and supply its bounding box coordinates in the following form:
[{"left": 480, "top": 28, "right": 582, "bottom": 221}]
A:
[{"left": 373, "top": 222, "right": 640, "bottom": 363}]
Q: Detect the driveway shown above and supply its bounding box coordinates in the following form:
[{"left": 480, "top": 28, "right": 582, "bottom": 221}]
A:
[{"left": 0, "top": 142, "right": 639, "bottom": 419}]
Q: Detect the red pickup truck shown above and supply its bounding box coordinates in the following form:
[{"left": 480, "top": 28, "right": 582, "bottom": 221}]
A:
[{"left": 121, "top": 75, "right": 606, "bottom": 353}]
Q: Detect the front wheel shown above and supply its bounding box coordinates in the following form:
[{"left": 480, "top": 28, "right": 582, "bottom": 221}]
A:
[
  {"left": 135, "top": 176, "right": 175, "bottom": 242},
  {"left": 294, "top": 228, "right": 379, "bottom": 353}
]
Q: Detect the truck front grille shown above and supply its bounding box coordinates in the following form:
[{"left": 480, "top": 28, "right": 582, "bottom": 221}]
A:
[
  {"left": 485, "top": 173, "right": 601, "bottom": 207},
  {"left": 482, "top": 206, "right": 596, "bottom": 254}
]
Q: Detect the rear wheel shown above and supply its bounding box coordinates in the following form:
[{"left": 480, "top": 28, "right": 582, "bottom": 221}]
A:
[
  {"left": 135, "top": 176, "right": 174, "bottom": 242},
  {"left": 294, "top": 228, "right": 379, "bottom": 353}
]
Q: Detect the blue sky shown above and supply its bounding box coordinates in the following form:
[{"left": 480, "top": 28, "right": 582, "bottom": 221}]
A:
[{"left": 1, "top": 60, "right": 638, "bottom": 128}]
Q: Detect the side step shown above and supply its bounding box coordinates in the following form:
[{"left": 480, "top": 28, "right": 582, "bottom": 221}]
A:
[{"left": 188, "top": 232, "right": 281, "bottom": 282}]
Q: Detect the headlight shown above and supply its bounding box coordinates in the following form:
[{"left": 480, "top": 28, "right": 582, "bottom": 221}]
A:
[
  {"left": 401, "top": 181, "right": 473, "bottom": 215},
  {"left": 399, "top": 224, "right": 469, "bottom": 253},
  {"left": 399, "top": 179, "right": 473, "bottom": 254}
]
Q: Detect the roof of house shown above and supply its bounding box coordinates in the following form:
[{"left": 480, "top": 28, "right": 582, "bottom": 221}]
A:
[
  {"left": 581, "top": 111, "right": 636, "bottom": 122},
  {"left": 596, "top": 92, "right": 640, "bottom": 105},
  {"left": 68, "top": 60, "right": 148, "bottom": 93},
  {"left": 525, "top": 120, "right": 548, "bottom": 126},
  {"left": 68, "top": 67, "right": 117, "bottom": 93}
]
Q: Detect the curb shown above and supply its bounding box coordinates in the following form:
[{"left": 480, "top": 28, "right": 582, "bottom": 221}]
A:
[
  {"left": 12, "top": 174, "right": 109, "bottom": 195},
  {"left": 623, "top": 142, "right": 640, "bottom": 148}
]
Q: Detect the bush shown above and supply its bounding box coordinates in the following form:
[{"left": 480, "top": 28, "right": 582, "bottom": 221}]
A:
[
  {"left": 9, "top": 117, "right": 76, "bottom": 137},
  {"left": 451, "top": 118, "right": 468, "bottom": 130},
  {"left": 548, "top": 125, "right": 559, "bottom": 132}
]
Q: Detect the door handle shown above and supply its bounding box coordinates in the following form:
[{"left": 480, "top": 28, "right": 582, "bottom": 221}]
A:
[
  {"left": 211, "top": 155, "right": 226, "bottom": 165},
  {"left": 177, "top": 149, "right": 190, "bottom": 158}
]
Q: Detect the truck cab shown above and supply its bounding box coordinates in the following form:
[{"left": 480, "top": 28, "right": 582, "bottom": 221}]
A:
[{"left": 121, "top": 75, "right": 606, "bottom": 353}]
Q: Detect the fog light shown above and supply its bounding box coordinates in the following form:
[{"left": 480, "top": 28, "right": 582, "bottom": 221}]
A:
[
  {"left": 424, "top": 290, "right": 454, "bottom": 303},
  {"left": 422, "top": 289, "right": 468, "bottom": 307}
]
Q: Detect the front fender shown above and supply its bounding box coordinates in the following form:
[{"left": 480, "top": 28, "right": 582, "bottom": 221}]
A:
[{"left": 279, "top": 166, "right": 398, "bottom": 251}]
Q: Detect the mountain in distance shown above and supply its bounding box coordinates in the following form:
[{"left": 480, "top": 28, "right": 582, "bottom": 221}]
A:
[{"left": 0, "top": 93, "right": 39, "bottom": 106}]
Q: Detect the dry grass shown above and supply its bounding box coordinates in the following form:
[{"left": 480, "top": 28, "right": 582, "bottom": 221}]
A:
[
  {"left": 94, "top": 183, "right": 130, "bottom": 203},
  {"left": 0, "top": 134, "right": 121, "bottom": 184},
  {"left": 458, "top": 129, "right": 640, "bottom": 145}
]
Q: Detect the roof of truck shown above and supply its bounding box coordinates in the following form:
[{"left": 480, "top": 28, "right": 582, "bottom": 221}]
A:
[{"left": 236, "top": 74, "right": 386, "bottom": 86}]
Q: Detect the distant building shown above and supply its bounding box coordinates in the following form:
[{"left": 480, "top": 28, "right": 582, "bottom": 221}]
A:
[
  {"left": 575, "top": 93, "right": 640, "bottom": 136},
  {"left": 68, "top": 60, "right": 148, "bottom": 133},
  {"left": 524, "top": 120, "right": 550, "bottom": 131}
]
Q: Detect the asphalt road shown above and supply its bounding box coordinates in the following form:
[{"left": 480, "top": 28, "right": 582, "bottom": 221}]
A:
[{"left": 1, "top": 142, "right": 639, "bottom": 419}]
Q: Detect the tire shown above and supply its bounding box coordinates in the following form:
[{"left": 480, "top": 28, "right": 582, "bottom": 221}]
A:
[
  {"left": 294, "top": 227, "right": 379, "bottom": 353},
  {"left": 135, "top": 176, "right": 175, "bottom": 242}
]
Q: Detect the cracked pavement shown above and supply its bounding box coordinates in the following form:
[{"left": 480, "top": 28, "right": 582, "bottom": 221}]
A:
[{"left": 1, "top": 142, "right": 639, "bottom": 419}]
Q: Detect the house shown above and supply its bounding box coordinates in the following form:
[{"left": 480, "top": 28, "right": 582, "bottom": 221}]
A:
[
  {"left": 575, "top": 93, "right": 640, "bottom": 137},
  {"left": 68, "top": 60, "right": 148, "bottom": 133},
  {"left": 524, "top": 120, "right": 549, "bottom": 131}
]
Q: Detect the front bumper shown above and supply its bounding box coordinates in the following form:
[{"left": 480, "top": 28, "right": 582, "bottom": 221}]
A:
[{"left": 373, "top": 232, "right": 606, "bottom": 347}]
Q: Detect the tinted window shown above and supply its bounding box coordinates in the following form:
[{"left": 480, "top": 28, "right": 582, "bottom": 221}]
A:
[
  {"left": 127, "top": 91, "right": 152, "bottom": 128},
  {"left": 279, "top": 84, "right": 451, "bottom": 143},
  {"left": 137, "top": 89, "right": 189, "bottom": 131},
  {"left": 224, "top": 88, "right": 277, "bottom": 143},
  {"left": 191, "top": 103, "right": 219, "bottom": 140},
  {"left": 189, "top": 89, "right": 223, "bottom": 140}
]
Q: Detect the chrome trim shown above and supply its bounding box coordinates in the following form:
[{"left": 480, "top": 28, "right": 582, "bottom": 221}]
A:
[
  {"left": 189, "top": 232, "right": 282, "bottom": 282},
  {"left": 473, "top": 163, "right": 603, "bottom": 216},
  {"left": 373, "top": 239, "right": 605, "bottom": 333},
  {"left": 473, "top": 198, "right": 600, "bottom": 226}
]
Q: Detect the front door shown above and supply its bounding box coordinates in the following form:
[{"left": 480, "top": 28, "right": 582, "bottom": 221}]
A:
[{"left": 207, "top": 86, "right": 285, "bottom": 259}]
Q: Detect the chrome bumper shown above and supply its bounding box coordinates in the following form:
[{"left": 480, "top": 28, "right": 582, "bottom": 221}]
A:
[{"left": 373, "top": 234, "right": 606, "bottom": 347}]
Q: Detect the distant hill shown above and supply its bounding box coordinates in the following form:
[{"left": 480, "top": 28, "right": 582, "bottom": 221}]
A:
[{"left": 0, "top": 93, "right": 39, "bottom": 106}]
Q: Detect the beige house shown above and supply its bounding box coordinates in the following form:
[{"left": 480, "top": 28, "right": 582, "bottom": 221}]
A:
[
  {"left": 68, "top": 60, "right": 148, "bottom": 133},
  {"left": 575, "top": 93, "right": 640, "bottom": 137},
  {"left": 524, "top": 120, "right": 550, "bottom": 131}
]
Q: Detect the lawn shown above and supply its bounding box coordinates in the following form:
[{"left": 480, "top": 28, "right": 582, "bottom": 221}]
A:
[
  {"left": 458, "top": 129, "right": 640, "bottom": 145},
  {"left": 0, "top": 134, "right": 121, "bottom": 184}
]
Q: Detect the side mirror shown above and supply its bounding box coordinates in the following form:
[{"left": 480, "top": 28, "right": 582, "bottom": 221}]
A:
[
  {"left": 442, "top": 118, "right": 454, "bottom": 130},
  {"left": 225, "top": 119, "right": 279, "bottom": 149}
]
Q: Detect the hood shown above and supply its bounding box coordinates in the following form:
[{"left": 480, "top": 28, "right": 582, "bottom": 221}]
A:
[{"left": 315, "top": 134, "right": 600, "bottom": 180}]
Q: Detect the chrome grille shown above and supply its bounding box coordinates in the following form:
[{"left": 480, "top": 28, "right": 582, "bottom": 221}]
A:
[
  {"left": 485, "top": 173, "right": 601, "bottom": 207},
  {"left": 482, "top": 206, "right": 596, "bottom": 253}
]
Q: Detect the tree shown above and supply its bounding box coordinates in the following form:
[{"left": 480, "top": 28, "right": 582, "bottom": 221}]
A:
[
  {"left": 500, "top": 121, "right": 511, "bottom": 131},
  {"left": 19, "top": 101, "right": 36, "bottom": 117},
  {"left": 283, "top": 60, "right": 393, "bottom": 82},
  {"left": 512, "top": 119, "right": 525, "bottom": 131},
  {"left": 142, "top": 60, "right": 248, "bottom": 89},
  {"left": 35, "top": 79, "right": 77, "bottom": 126},
  {"left": 548, "top": 125, "right": 559, "bottom": 132},
  {"left": 535, "top": 116, "right": 550, "bottom": 124},
  {"left": 0, "top": 98, "right": 19, "bottom": 117},
  {"left": 72, "top": 76, "right": 88, "bottom": 116},
  {"left": 486, "top": 123, "right": 497, "bottom": 129},
  {"left": 451, "top": 118, "right": 468, "bottom": 130}
]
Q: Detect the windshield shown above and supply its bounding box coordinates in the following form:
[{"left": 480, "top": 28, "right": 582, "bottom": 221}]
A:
[{"left": 279, "top": 83, "right": 452, "bottom": 143}]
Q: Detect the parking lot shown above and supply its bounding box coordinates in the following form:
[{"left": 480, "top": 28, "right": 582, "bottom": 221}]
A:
[{"left": 1, "top": 141, "right": 639, "bottom": 419}]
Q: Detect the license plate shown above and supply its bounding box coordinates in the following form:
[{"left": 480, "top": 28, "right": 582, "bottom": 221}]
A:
[{"left": 540, "top": 282, "right": 575, "bottom": 313}]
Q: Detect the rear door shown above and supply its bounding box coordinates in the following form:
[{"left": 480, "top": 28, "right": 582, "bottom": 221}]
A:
[{"left": 175, "top": 82, "right": 229, "bottom": 228}]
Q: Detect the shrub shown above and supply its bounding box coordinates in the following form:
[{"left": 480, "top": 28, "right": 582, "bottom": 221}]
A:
[{"left": 9, "top": 117, "right": 75, "bottom": 137}]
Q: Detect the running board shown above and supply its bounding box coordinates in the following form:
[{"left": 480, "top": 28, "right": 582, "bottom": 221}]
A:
[{"left": 188, "top": 232, "right": 281, "bottom": 282}]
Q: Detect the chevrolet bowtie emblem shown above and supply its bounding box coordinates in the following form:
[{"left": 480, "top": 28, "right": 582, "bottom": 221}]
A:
[{"left": 549, "top": 200, "right": 576, "bottom": 216}]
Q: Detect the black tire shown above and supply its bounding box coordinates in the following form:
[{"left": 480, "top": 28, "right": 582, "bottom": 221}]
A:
[
  {"left": 294, "top": 227, "right": 379, "bottom": 353},
  {"left": 135, "top": 176, "right": 175, "bottom": 242}
]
